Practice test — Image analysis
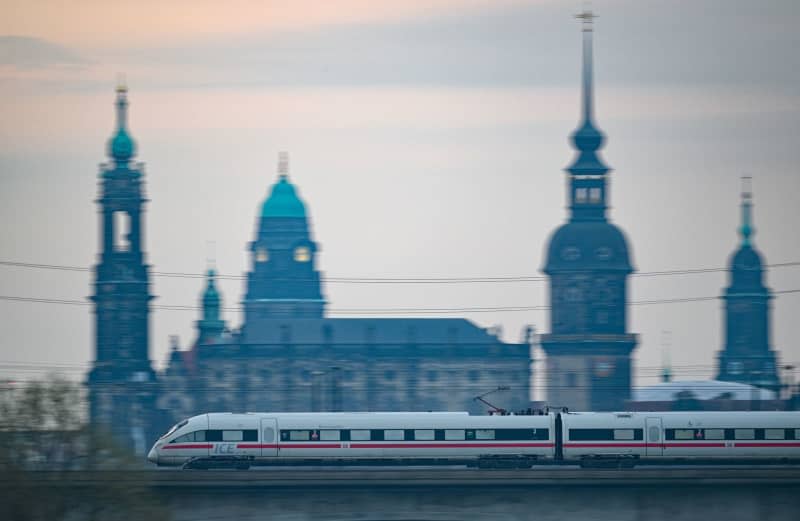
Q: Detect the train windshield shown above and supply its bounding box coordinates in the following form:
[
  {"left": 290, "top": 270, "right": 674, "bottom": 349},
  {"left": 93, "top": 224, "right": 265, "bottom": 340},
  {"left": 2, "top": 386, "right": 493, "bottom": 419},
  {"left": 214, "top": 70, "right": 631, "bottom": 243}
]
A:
[{"left": 159, "top": 419, "right": 188, "bottom": 440}]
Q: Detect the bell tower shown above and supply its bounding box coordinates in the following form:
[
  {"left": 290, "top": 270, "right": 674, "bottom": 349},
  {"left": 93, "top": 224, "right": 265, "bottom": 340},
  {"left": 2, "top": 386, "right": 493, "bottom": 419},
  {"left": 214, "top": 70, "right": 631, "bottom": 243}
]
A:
[
  {"left": 539, "top": 12, "right": 638, "bottom": 411},
  {"left": 715, "top": 178, "right": 780, "bottom": 391},
  {"left": 87, "top": 84, "right": 156, "bottom": 455}
]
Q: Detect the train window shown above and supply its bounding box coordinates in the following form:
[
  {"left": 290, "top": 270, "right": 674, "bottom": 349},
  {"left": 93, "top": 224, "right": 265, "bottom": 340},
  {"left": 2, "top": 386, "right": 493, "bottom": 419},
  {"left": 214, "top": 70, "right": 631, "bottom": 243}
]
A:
[
  {"left": 648, "top": 426, "right": 660, "bottom": 442},
  {"left": 674, "top": 429, "right": 694, "bottom": 440},
  {"left": 765, "top": 429, "right": 784, "bottom": 440},
  {"left": 795, "top": 429, "right": 800, "bottom": 440},
  {"left": 195, "top": 430, "right": 206, "bottom": 442},
  {"left": 404, "top": 430, "right": 415, "bottom": 441},
  {"left": 613, "top": 429, "right": 634, "bottom": 441},
  {"left": 206, "top": 430, "right": 223, "bottom": 442},
  {"left": 435, "top": 430, "right": 446, "bottom": 441},
  {"left": 222, "top": 430, "right": 244, "bottom": 442},
  {"left": 370, "top": 430, "right": 385, "bottom": 441},
  {"left": 476, "top": 429, "right": 495, "bottom": 440},
  {"left": 243, "top": 430, "right": 258, "bottom": 442},
  {"left": 414, "top": 429, "right": 435, "bottom": 441},
  {"left": 289, "top": 430, "right": 310, "bottom": 441},
  {"left": 320, "top": 430, "right": 340, "bottom": 441},
  {"left": 385, "top": 430, "right": 404, "bottom": 441},
  {"left": 161, "top": 419, "right": 189, "bottom": 440},
  {"left": 351, "top": 430, "right": 370, "bottom": 441},
  {"left": 704, "top": 429, "right": 724, "bottom": 440},
  {"left": 496, "top": 429, "right": 549, "bottom": 441},
  {"left": 172, "top": 433, "right": 193, "bottom": 443},
  {"left": 445, "top": 429, "right": 465, "bottom": 441},
  {"left": 263, "top": 428, "right": 275, "bottom": 443},
  {"left": 734, "top": 429, "right": 755, "bottom": 440}
]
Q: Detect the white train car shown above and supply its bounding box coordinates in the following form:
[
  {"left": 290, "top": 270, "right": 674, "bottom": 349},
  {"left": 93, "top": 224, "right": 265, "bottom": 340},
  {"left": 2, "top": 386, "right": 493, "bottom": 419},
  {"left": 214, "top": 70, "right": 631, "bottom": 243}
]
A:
[
  {"left": 560, "top": 411, "right": 800, "bottom": 464},
  {"left": 148, "top": 411, "right": 555, "bottom": 469}
]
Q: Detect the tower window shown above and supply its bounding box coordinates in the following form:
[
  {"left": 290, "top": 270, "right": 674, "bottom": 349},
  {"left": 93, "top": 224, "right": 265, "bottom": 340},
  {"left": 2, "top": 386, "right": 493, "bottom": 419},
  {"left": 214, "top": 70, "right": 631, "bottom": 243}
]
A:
[
  {"left": 255, "top": 247, "right": 269, "bottom": 263},
  {"left": 294, "top": 246, "right": 311, "bottom": 262},
  {"left": 113, "top": 211, "right": 131, "bottom": 252},
  {"left": 589, "top": 187, "right": 602, "bottom": 203},
  {"left": 575, "top": 188, "right": 588, "bottom": 203}
]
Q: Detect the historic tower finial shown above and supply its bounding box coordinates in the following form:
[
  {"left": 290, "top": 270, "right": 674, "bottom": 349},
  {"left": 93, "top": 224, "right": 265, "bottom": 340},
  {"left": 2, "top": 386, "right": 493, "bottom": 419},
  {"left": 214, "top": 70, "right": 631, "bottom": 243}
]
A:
[
  {"left": 108, "top": 79, "right": 136, "bottom": 164},
  {"left": 739, "top": 176, "right": 753, "bottom": 246},
  {"left": 278, "top": 151, "right": 289, "bottom": 179}
]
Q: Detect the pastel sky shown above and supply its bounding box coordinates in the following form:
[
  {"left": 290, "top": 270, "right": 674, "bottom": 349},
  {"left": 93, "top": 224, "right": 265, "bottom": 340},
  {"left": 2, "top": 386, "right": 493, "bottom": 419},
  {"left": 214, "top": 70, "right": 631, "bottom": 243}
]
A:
[{"left": 1, "top": 0, "right": 799, "bottom": 398}]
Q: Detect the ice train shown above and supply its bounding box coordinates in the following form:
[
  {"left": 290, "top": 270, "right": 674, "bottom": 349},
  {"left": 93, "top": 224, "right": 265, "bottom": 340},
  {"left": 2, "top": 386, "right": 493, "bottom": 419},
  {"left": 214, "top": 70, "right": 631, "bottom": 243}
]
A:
[{"left": 147, "top": 410, "right": 800, "bottom": 469}]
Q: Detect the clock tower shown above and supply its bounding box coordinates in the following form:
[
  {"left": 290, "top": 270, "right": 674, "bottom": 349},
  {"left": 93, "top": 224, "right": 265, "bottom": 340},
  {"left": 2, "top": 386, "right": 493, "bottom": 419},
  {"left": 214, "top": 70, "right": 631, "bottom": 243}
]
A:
[
  {"left": 715, "top": 179, "right": 780, "bottom": 392},
  {"left": 539, "top": 12, "right": 638, "bottom": 411},
  {"left": 87, "top": 84, "right": 156, "bottom": 455}
]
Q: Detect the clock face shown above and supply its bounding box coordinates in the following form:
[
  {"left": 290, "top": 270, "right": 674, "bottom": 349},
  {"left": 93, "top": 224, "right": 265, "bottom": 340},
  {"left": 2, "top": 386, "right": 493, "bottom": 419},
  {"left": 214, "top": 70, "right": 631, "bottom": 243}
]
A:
[
  {"left": 595, "top": 247, "right": 613, "bottom": 260},
  {"left": 255, "top": 247, "right": 269, "bottom": 263},
  {"left": 561, "top": 246, "right": 581, "bottom": 261},
  {"left": 294, "top": 246, "right": 311, "bottom": 263}
]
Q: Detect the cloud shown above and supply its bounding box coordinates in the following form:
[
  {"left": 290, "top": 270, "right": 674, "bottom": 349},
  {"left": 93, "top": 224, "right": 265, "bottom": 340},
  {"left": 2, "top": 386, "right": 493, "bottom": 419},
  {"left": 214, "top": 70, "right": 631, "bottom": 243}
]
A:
[{"left": 0, "top": 36, "right": 85, "bottom": 68}]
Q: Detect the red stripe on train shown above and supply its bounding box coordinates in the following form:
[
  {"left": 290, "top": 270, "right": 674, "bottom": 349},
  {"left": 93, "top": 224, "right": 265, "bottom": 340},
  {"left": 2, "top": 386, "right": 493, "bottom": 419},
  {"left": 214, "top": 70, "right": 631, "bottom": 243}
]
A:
[{"left": 163, "top": 444, "right": 213, "bottom": 450}]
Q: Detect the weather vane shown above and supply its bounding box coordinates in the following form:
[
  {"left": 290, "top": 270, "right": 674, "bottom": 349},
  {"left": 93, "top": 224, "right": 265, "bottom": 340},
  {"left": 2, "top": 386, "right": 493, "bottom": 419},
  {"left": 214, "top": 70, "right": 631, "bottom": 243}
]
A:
[{"left": 575, "top": 7, "right": 597, "bottom": 31}]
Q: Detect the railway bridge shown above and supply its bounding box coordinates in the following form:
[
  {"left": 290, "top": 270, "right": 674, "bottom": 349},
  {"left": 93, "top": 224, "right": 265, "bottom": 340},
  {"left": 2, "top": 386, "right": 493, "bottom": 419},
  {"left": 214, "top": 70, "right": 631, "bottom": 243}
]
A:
[{"left": 20, "top": 467, "right": 800, "bottom": 520}]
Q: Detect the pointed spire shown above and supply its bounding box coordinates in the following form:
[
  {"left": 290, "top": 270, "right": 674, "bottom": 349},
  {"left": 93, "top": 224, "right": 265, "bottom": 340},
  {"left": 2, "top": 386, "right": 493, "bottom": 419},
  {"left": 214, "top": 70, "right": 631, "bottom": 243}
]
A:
[
  {"left": 739, "top": 176, "right": 754, "bottom": 246},
  {"left": 567, "top": 9, "right": 609, "bottom": 176}
]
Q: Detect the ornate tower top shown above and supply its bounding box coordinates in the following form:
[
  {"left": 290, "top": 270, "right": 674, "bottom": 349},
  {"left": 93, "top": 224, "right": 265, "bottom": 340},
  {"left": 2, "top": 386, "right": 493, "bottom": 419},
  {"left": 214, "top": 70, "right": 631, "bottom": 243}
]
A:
[
  {"left": 108, "top": 80, "right": 136, "bottom": 164},
  {"left": 197, "top": 268, "right": 225, "bottom": 344},
  {"left": 261, "top": 152, "right": 307, "bottom": 219},
  {"left": 567, "top": 9, "right": 609, "bottom": 178},
  {"left": 739, "top": 176, "right": 754, "bottom": 247}
]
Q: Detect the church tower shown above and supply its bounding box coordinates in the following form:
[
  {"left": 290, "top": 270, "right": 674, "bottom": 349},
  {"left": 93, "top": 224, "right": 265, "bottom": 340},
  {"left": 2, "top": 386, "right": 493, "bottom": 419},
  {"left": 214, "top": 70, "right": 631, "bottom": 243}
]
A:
[
  {"left": 196, "top": 269, "right": 226, "bottom": 345},
  {"left": 539, "top": 12, "right": 638, "bottom": 411},
  {"left": 715, "top": 179, "right": 780, "bottom": 391},
  {"left": 87, "top": 84, "right": 156, "bottom": 455},
  {"left": 243, "top": 152, "right": 325, "bottom": 321}
]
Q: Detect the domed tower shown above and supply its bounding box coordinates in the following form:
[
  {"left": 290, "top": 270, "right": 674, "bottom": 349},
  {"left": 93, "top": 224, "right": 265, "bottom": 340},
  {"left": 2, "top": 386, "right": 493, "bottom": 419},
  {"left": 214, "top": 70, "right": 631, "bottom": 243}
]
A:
[
  {"left": 539, "top": 11, "right": 638, "bottom": 411},
  {"left": 88, "top": 83, "right": 156, "bottom": 455},
  {"left": 243, "top": 152, "right": 325, "bottom": 321},
  {"left": 715, "top": 179, "right": 779, "bottom": 391},
  {"left": 196, "top": 269, "right": 226, "bottom": 344}
]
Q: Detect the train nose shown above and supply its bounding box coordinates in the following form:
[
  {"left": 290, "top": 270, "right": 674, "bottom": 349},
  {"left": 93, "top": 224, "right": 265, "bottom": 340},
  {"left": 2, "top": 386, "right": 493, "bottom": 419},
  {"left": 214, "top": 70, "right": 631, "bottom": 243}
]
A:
[{"left": 147, "top": 446, "right": 158, "bottom": 464}]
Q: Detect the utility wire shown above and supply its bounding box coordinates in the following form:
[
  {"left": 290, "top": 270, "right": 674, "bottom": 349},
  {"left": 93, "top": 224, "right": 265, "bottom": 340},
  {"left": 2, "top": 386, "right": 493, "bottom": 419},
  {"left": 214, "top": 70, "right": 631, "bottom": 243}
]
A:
[
  {"left": 1, "top": 259, "right": 799, "bottom": 284},
  {"left": 1, "top": 290, "right": 799, "bottom": 314}
]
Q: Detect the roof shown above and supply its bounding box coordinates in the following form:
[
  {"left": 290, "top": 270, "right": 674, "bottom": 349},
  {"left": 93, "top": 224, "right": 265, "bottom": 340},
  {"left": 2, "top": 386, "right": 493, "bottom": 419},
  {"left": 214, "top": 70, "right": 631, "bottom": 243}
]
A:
[
  {"left": 261, "top": 175, "right": 306, "bottom": 218},
  {"left": 543, "top": 220, "right": 633, "bottom": 273},
  {"left": 633, "top": 380, "right": 776, "bottom": 402}
]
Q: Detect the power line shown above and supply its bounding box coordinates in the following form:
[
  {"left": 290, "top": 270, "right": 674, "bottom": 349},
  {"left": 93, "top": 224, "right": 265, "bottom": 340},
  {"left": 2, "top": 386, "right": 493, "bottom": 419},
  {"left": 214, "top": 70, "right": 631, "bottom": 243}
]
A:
[
  {"left": 2, "top": 290, "right": 799, "bottom": 315},
  {"left": 1, "top": 259, "right": 799, "bottom": 284}
]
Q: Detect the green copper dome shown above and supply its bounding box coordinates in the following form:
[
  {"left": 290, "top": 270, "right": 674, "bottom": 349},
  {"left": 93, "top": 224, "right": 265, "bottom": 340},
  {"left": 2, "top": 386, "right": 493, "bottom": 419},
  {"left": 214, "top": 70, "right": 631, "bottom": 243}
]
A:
[
  {"left": 261, "top": 175, "right": 306, "bottom": 218},
  {"left": 109, "top": 128, "right": 135, "bottom": 161}
]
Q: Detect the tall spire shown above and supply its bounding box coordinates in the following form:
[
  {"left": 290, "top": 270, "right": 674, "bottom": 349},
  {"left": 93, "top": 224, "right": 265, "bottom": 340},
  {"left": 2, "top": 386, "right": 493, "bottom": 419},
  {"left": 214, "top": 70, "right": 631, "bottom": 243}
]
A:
[
  {"left": 567, "top": 9, "right": 609, "bottom": 176},
  {"left": 739, "top": 176, "right": 753, "bottom": 246}
]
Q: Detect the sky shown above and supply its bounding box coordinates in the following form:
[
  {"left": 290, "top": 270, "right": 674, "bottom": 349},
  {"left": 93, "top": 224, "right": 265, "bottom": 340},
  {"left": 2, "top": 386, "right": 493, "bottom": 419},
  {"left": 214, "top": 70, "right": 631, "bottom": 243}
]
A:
[{"left": 1, "top": 0, "right": 799, "bottom": 398}]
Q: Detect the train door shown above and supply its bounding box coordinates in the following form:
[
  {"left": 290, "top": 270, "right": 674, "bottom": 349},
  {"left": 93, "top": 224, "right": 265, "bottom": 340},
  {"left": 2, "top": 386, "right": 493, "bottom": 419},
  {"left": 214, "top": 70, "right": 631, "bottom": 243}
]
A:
[
  {"left": 645, "top": 417, "right": 663, "bottom": 457},
  {"left": 260, "top": 418, "right": 278, "bottom": 457}
]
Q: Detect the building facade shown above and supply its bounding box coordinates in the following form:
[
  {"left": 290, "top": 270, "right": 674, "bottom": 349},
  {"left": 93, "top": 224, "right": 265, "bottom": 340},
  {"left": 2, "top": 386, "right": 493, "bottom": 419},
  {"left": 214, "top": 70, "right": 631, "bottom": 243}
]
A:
[
  {"left": 86, "top": 90, "right": 532, "bottom": 450},
  {"left": 156, "top": 156, "right": 532, "bottom": 427},
  {"left": 539, "top": 12, "right": 638, "bottom": 411},
  {"left": 715, "top": 182, "right": 780, "bottom": 390}
]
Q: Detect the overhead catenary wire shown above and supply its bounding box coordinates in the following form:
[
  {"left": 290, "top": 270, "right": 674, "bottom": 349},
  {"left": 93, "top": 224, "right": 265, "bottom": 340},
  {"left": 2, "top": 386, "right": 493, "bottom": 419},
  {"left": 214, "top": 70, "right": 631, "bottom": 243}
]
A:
[
  {"left": 1, "top": 259, "right": 799, "bottom": 284},
  {"left": 1, "top": 289, "right": 799, "bottom": 315}
]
